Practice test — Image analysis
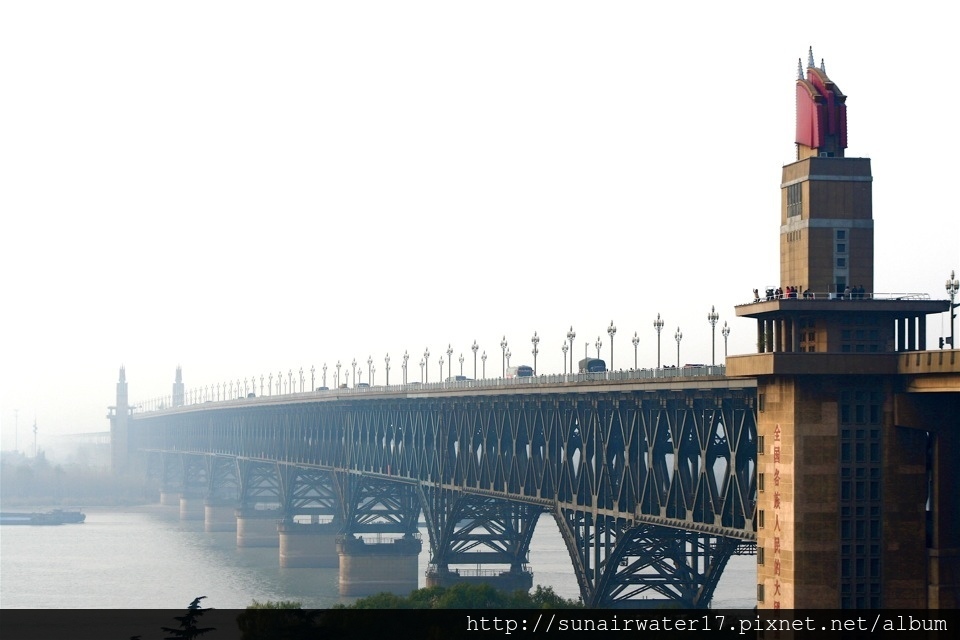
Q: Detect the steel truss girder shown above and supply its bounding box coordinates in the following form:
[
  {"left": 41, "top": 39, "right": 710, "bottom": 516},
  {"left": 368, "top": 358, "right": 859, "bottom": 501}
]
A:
[
  {"left": 555, "top": 512, "right": 740, "bottom": 608},
  {"left": 337, "top": 474, "right": 420, "bottom": 536},
  {"left": 238, "top": 459, "right": 282, "bottom": 509},
  {"left": 206, "top": 455, "right": 239, "bottom": 501},
  {"left": 131, "top": 386, "right": 756, "bottom": 606},
  {"left": 279, "top": 467, "right": 339, "bottom": 522},
  {"left": 421, "top": 488, "right": 542, "bottom": 571}
]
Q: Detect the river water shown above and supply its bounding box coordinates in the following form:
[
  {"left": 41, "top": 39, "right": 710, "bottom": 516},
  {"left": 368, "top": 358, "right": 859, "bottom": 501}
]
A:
[{"left": 0, "top": 505, "right": 756, "bottom": 609}]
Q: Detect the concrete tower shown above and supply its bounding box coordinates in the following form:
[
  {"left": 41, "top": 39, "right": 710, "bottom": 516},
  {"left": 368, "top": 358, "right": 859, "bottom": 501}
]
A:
[
  {"left": 729, "top": 49, "right": 952, "bottom": 609},
  {"left": 173, "top": 366, "right": 185, "bottom": 407},
  {"left": 108, "top": 366, "right": 130, "bottom": 475}
]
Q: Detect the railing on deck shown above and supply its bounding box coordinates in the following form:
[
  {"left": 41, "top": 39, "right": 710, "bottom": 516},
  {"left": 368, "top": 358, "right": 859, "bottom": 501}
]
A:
[{"left": 132, "top": 365, "right": 727, "bottom": 413}]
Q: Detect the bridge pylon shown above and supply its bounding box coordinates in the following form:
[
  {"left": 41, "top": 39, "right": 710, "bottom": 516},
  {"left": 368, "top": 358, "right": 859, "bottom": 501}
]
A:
[
  {"left": 278, "top": 468, "right": 341, "bottom": 568},
  {"left": 335, "top": 475, "right": 422, "bottom": 596},
  {"left": 422, "top": 490, "right": 540, "bottom": 593}
]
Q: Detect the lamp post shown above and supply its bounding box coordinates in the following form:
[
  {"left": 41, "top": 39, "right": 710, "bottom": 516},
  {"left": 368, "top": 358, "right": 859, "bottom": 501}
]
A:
[
  {"left": 632, "top": 331, "right": 639, "bottom": 369},
  {"left": 277, "top": 371, "right": 282, "bottom": 394},
  {"left": 471, "top": 340, "right": 479, "bottom": 379},
  {"left": 336, "top": 361, "right": 342, "bottom": 388},
  {"left": 446, "top": 344, "right": 453, "bottom": 380},
  {"left": 370, "top": 364, "right": 375, "bottom": 385},
  {"left": 562, "top": 342, "right": 569, "bottom": 374},
  {"left": 500, "top": 336, "right": 508, "bottom": 377},
  {"left": 505, "top": 348, "right": 511, "bottom": 368},
  {"left": 419, "top": 359, "right": 425, "bottom": 383},
  {"left": 310, "top": 366, "right": 315, "bottom": 391},
  {"left": 367, "top": 356, "right": 373, "bottom": 383},
  {"left": 267, "top": 374, "right": 272, "bottom": 396},
  {"left": 260, "top": 375, "right": 265, "bottom": 396},
  {"left": 947, "top": 270, "right": 959, "bottom": 348},
  {"left": 299, "top": 367, "right": 304, "bottom": 393},
  {"left": 721, "top": 322, "right": 731, "bottom": 360},
  {"left": 438, "top": 355, "right": 444, "bottom": 382},
  {"left": 458, "top": 353, "right": 464, "bottom": 376},
  {"left": 531, "top": 331, "right": 540, "bottom": 374},
  {"left": 385, "top": 354, "right": 391, "bottom": 386},
  {"left": 675, "top": 327, "right": 683, "bottom": 368},
  {"left": 288, "top": 369, "right": 293, "bottom": 393},
  {"left": 322, "top": 363, "right": 327, "bottom": 388},
  {"left": 595, "top": 336, "right": 602, "bottom": 359},
  {"left": 654, "top": 313, "right": 665, "bottom": 368},
  {"left": 357, "top": 367, "right": 363, "bottom": 385},
  {"left": 403, "top": 350, "right": 409, "bottom": 384},
  {"left": 607, "top": 321, "right": 616, "bottom": 370},
  {"left": 707, "top": 305, "right": 720, "bottom": 366},
  {"left": 351, "top": 359, "right": 357, "bottom": 388},
  {"left": 481, "top": 351, "right": 487, "bottom": 378},
  {"left": 423, "top": 348, "right": 430, "bottom": 383},
  {"left": 566, "top": 326, "right": 576, "bottom": 374}
]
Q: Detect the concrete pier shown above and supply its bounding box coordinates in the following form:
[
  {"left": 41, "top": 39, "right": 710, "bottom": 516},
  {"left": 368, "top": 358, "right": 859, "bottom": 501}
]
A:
[
  {"left": 236, "top": 507, "right": 281, "bottom": 548},
  {"left": 159, "top": 490, "right": 181, "bottom": 507},
  {"left": 204, "top": 499, "right": 238, "bottom": 533},
  {"left": 337, "top": 535, "right": 422, "bottom": 596},
  {"left": 179, "top": 495, "right": 205, "bottom": 521},
  {"left": 278, "top": 520, "right": 340, "bottom": 568}
]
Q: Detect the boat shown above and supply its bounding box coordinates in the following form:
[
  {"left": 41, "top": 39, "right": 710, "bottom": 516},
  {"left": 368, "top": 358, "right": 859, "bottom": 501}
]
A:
[{"left": 0, "top": 509, "right": 86, "bottom": 525}]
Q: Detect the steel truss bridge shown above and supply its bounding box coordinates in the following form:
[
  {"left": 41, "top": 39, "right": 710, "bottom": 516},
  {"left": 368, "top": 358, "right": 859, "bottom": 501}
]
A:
[{"left": 129, "top": 371, "right": 758, "bottom": 607}]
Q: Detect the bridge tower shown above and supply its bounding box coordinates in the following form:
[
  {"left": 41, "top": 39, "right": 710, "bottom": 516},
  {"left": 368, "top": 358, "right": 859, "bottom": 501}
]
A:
[
  {"left": 729, "top": 49, "right": 953, "bottom": 608},
  {"left": 107, "top": 366, "right": 131, "bottom": 475}
]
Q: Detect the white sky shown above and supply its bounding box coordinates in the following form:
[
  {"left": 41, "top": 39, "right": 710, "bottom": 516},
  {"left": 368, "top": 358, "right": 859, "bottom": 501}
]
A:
[{"left": 2, "top": 1, "right": 958, "bottom": 449}]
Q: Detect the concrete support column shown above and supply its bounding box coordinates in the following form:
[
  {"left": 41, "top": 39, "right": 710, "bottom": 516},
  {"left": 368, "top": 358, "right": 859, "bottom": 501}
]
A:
[
  {"left": 918, "top": 316, "right": 927, "bottom": 350},
  {"left": 278, "top": 521, "right": 340, "bottom": 568},
  {"left": 205, "top": 499, "right": 238, "bottom": 532},
  {"left": 236, "top": 507, "right": 281, "bottom": 548},
  {"left": 160, "top": 490, "right": 181, "bottom": 507},
  {"left": 179, "top": 494, "right": 205, "bottom": 521},
  {"left": 929, "top": 424, "right": 960, "bottom": 608},
  {"left": 897, "top": 318, "right": 907, "bottom": 352},
  {"left": 757, "top": 320, "right": 766, "bottom": 353},
  {"left": 907, "top": 316, "right": 917, "bottom": 351},
  {"left": 337, "top": 535, "right": 422, "bottom": 596},
  {"left": 790, "top": 318, "right": 799, "bottom": 353}
]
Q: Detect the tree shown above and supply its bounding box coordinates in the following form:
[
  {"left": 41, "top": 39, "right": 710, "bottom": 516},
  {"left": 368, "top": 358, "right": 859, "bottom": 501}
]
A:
[{"left": 161, "top": 596, "right": 216, "bottom": 640}]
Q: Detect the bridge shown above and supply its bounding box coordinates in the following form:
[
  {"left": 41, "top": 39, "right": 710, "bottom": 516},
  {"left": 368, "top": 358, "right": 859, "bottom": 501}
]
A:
[
  {"left": 116, "top": 367, "right": 757, "bottom": 608},
  {"left": 108, "top": 55, "right": 960, "bottom": 609}
]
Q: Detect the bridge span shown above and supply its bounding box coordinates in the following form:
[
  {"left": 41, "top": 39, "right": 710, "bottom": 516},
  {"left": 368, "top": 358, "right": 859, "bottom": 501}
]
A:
[{"left": 118, "top": 368, "right": 757, "bottom": 608}]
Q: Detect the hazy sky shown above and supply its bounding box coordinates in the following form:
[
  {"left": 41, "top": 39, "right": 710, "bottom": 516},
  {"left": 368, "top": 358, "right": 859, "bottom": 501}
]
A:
[{"left": 2, "top": 1, "right": 957, "bottom": 449}]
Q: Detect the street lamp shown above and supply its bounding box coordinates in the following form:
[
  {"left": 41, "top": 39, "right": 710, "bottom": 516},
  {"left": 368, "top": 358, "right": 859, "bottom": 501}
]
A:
[
  {"left": 566, "top": 326, "right": 576, "bottom": 375},
  {"left": 607, "top": 321, "right": 616, "bottom": 370},
  {"left": 336, "top": 361, "right": 342, "bottom": 388},
  {"left": 299, "top": 367, "right": 304, "bottom": 393},
  {"left": 446, "top": 344, "right": 453, "bottom": 380},
  {"left": 471, "top": 340, "right": 479, "bottom": 379},
  {"left": 322, "top": 363, "right": 328, "bottom": 388},
  {"left": 459, "top": 353, "right": 464, "bottom": 376},
  {"left": 654, "top": 314, "right": 665, "bottom": 368},
  {"left": 423, "top": 348, "right": 430, "bottom": 382},
  {"left": 419, "top": 358, "right": 425, "bottom": 383},
  {"left": 385, "top": 354, "right": 391, "bottom": 386},
  {"left": 505, "top": 348, "right": 511, "bottom": 368},
  {"left": 370, "top": 364, "right": 375, "bottom": 385},
  {"left": 562, "top": 342, "right": 569, "bottom": 374},
  {"left": 310, "top": 365, "right": 315, "bottom": 391},
  {"left": 675, "top": 327, "right": 683, "bottom": 368},
  {"left": 947, "top": 270, "right": 959, "bottom": 348},
  {"left": 632, "top": 331, "right": 639, "bottom": 369},
  {"left": 403, "top": 350, "right": 409, "bottom": 384},
  {"left": 500, "top": 336, "right": 508, "bottom": 377},
  {"left": 707, "top": 305, "right": 720, "bottom": 366},
  {"left": 367, "top": 356, "right": 373, "bottom": 383},
  {"left": 481, "top": 351, "right": 487, "bottom": 378},
  {"left": 531, "top": 331, "right": 539, "bottom": 374},
  {"left": 268, "top": 374, "right": 272, "bottom": 396},
  {"left": 721, "top": 322, "right": 731, "bottom": 360},
  {"left": 595, "top": 336, "right": 602, "bottom": 359},
  {"left": 351, "top": 359, "right": 357, "bottom": 388},
  {"left": 439, "top": 355, "right": 444, "bottom": 382}
]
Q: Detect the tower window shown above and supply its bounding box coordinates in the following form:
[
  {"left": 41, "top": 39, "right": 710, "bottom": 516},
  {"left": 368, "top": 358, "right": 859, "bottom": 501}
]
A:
[
  {"left": 837, "top": 243, "right": 847, "bottom": 253},
  {"left": 837, "top": 257, "right": 846, "bottom": 267},
  {"left": 836, "top": 230, "right": 846, "bottom": 240},
  {"left": 787, "top": 183, "right": 802, "bottom": 217}
]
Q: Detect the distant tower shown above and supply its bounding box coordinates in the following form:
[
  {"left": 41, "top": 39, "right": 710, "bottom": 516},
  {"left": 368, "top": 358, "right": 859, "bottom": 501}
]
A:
[
  {"left": 173, "top": 366, "right": 185, "bottom": 407},
  {"left": 730, "top": 50, "right": 951, "bottom": 609},
  {"left": 108, "top": 366, "right": 130, "bottom": 475}
]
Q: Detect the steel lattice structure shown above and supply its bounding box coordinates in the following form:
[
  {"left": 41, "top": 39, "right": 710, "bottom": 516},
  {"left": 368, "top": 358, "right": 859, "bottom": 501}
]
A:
[{"left": 131, "top": 380, "right": 757, "bottom": 607}]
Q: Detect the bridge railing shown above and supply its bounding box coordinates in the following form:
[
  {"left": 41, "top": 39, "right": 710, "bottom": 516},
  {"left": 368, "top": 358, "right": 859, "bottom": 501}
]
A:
[
  {"left": 738, "top": 290, "right": 934, "bottom": 304},
  {"left": 132, "top": 365, "right": 727, "bottom": 413}
]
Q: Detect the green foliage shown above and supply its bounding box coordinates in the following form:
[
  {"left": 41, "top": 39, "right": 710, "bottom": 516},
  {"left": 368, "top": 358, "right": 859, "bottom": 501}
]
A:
[
  {"left": 237, "top": 600, "right": 325, "bottom": 640},
  {"left": 342, "top": 583, "right": 581, "bottom": 609}
]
